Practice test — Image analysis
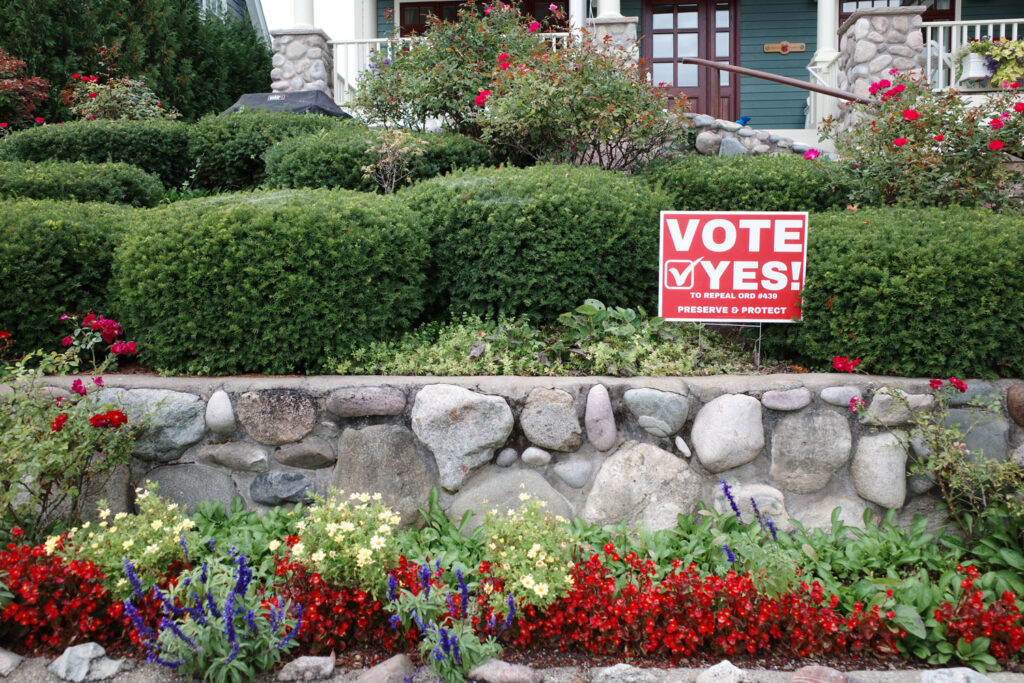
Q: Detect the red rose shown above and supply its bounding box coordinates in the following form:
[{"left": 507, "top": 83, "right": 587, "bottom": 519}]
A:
[
  {"left": 933, "top": 134, "right": 944, "bottom": 141},
  {"left": 87, "top": 92, "right": 98, "bottom": 99},
  {"left": 902, "top": 108, "right": 920, "bottom": 121},
  {"left": 51, "top": 413, "right": 68, "bottom": 432},
  {"left": 893, "top": 137, "right": 908, "bottom": 147},
  {"left": 1014, "top": 102, "right": 1024, "bottom": 112},
  {"left": 71, "top": 73, "right": 81, "bottom": 80},
  {"left": 0, "top": 330, "right": 10, "bottom": 339},
  {"left": 989, "top": 140, "right": 1005, "bottom": 150}
]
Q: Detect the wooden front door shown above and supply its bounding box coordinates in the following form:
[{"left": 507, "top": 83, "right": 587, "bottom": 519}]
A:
[{"left": 644, "top": 0, "right": 739, "bottom": 120}]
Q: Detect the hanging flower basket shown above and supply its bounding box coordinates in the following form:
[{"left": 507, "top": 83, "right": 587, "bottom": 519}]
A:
[{"left": 958, "top": 52, "right": 990, "bottom": 85}]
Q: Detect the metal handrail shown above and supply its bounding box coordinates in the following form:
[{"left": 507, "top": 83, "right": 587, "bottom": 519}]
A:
[{"left": 681, "top": 57, "right": 871, "bottom": 104}]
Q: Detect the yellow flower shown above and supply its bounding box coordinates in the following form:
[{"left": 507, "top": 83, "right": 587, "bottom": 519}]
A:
[
  {"left": 268, "top": 540, "right": 281, "bottom": 553},
  {"left": 144, "top": 544, "right": 159, "bottom": 555},
  {"left": 82, "top": 522, "right": 91, "bottom": 529},
  {"left": 99, "top": 521, "right": 108, "bottom": 528},
  {"left": 372, "top": 493, "right": 382, "bottom": 501},
  {"left": 356, "top": 548, "right": 373, "bottom": 567},
  {"left": 98, "top": 509, "right": 110, "bottom": 519},
  {"left": 377, "top": 524, "right": 392, "bottom": 536},
  {"left": 114, "top": 512, "right": 127, "bottom": 521},
  {"left": 90, "top": 543, "right": 99, "bottom": 550},
  {"left": 123, "top": 539, "right": 135, "bottom": 550},
  {"left": 389, "top": 513, "right": 401, "bottom": 526},
  {"left": 150, "top": 520, "right": 163, "bottom": 531},
  {"left": 44, "top": 537, "right": 59, "bottom": 555},
  {"left": 311, "top": 550, "right": 326, "bottom": 563}
]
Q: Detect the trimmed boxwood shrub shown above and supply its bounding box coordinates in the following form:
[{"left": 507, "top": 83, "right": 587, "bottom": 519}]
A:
[
  {"left": 113, "top": 189, "right": 430, "bottom": 375},
  {"left": 401, "top": 164, "right": 671, "bottom": 321},
  {"left": 0, "top": 199, "right": 130, "bottom": 354},
  {"left": 0, "top": 120, "right": 191, "bottom": 187},
  {"left": 0, "top": 160, "right": 164, "bottom": 207},
  {"left": 189, "top": 112, "right": 360, "bottom": 191},
  {"left": 641, "top": 154, "right": 850, "bottom": 212},
  {"left": 763, "top": 207, "right": 1024, "bottom": 378},
  {"left": 264, "top": 128, "right": 494, "bottom": 192}
]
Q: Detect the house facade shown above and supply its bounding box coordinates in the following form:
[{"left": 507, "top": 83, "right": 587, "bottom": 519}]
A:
[
  {"left": 278, "top": 0, "right": 1021, "bottom": 129},
  {"left": 200, "top": 0, "right": 271, "bottom": 41}
]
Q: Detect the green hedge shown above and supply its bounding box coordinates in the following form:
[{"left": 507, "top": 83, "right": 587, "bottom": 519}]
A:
[
  {"left": 0, "top": 120, "right": 191, "bottom": 187},
  {"left": 763, "top": 207, "right": 1024, "bottom": 378},
  {"left": 189, "top": 112, "right": 358, "bottom": 191},
  {"left": 113, "top": 189, "right": 430, "bottom": 375},
  {"left": 401, "top": 165, "right": 671, "bottom": 321},
  {"left": 0, "top": 200, "right": 130, "bottom": 354},
  {"left": 264, "top": 128, "right": 494, "bottom": 192},
  {"left": 641, "top": 154, "right": 850, "bottom": 212},
  {"left": 0, "top": 160, "right": 164, "bottom": 207}
]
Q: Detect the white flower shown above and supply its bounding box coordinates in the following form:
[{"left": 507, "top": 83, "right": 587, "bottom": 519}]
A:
[
  {"left": 325, "top": 523, "right": 339, "bottom": 535},
  {"left": 356, "top": 548, "right": 373, "bottom": 567},
  {"left": 268, "top": 540, "right": 281, "bottom": 553},
  {"left": 377, "top": 524, "right": 392, "bottom": 536},
  {"left": 533, "top": 582, "right": 549, "bottom": 598},
  {"left": 82, "top": 522, "right": 90, "bottom": 529},
  {"left": 99, "top": 521, "right": 108, "bottom": 528},
  {"left": 535, "top": 558, "right": 546, "bottom": 568},
  {"left": 114, "top": 512, "right": 127, "bottom": 521},
  {"left": 150, "top": 520, "right": 163, "bottom": 531},
  {"left": 116, "top": 578, "right": 127, "bottom": 587},
  {"left": 292, "top": 542, "right": 305, "bottom": 557},
  {"left": 44, "top": 537, "right": 59, "bottom": 555},
  {"left": 519, "top": 493, "right": 531, "bottom": 502},
  {"left": 296, "top": 521, "right": 307, "bottom": 532},
  {"left": 167, "top": 503, "right": 178, "bottom": 512},
  {"left": 370, "top": 535, "right": 386, "bottom": 550},
  {"left": 388, "top": 513, "right": 401, "bottom": 526},
  {"left": 527, "top": 543, "right": 542, "bottom": 559},
  {"left": 328, "top": 550, "right": 336, "bottom": 559},
  {"left": 520, "top": 574, "right": 536, "bottom": 590},
  {"left": 311, "top": 550, "right": 326, "bottom": 563},
  {"left": 144, "top": 544, "right": 159, "bottom": 555},
  {"left": 90, "top": 543, "right": 99, "bottom": 550},
  {"left": 123, "top": 539, "right": 135, "bottom": 550},
  {"left": 372, "top": 493, "right": 382, "bottom": 501},
  {"left": 340, "top": 521, "right": 355, "bottom": 533},
  {"left": 98, "top": 509, "right": 110, "bottom": 519}
]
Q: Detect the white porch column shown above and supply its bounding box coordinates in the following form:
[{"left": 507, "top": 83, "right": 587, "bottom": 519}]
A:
[
  {"left": 363, "top": 0, "right": 377, "bottom": 39},
  {"left": 596, "top": 0, "right": 621, "bottom": 19},
  {"left": 569, "top": 0, "right": 586, "bottom": 29},
  {"left": 815, "top": 0, "right": 839, "bottom": 61},
  {"left": 294, "top": 0, "right": 314, "bottom": 27}
]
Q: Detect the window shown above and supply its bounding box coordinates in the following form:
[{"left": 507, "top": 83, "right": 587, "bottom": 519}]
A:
[{"left": 839, "top": 0, "right": 955, "bottom": 25}]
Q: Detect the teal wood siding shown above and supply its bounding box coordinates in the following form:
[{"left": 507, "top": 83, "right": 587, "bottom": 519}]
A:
[
  {"left": 737, "top": 0, "right": 817, "bottom": 128},
  {"left": 378, "top": 2, "right": 394, "bottom": 38},
  {"left": 961, "top": 0, "right": 1023, "bottom": 21}
]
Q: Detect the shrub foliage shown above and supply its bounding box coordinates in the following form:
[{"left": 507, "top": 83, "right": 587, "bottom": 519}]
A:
[
  {"left": 0, "top": 119, "right": 191, "bottom": 187},
  {"left": 264, "top": 127, "right": 493, "bottom": 192},
  {"left": 763, "top": 207, "right": 1024, "bottom": 377},
  {"left": 0, "top": 199, "right": 130, "bottom": 354},
  {"left": 0, "top": 160, "right": 163, "bottom": 206},
  {"left": 401, "top": 165, "right": 670, "bottom": 321},
  {"left": 189, "top": 112, "right": 351, "bottom": 191},
  {"left": 641, "top": 154, "right": 850, "bottom": 212},
  {"left": 113, "top": 190, "right": 430, "bottom": 375}
]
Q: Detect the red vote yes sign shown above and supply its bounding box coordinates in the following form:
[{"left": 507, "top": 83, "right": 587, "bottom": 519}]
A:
[{"left": 658, "top": 211, "right": 807, "bottom": 323}]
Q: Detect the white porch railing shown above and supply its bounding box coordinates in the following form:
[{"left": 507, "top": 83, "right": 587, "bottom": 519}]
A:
[
  {"left": 805, "top": 53, "right": 841, "bottom": 127},
  {"left": 330, "top": 33, "right": 571, "bottom": 107},
  {"left": 922, "top": 18, "right": 1024, "bottom": 91}
]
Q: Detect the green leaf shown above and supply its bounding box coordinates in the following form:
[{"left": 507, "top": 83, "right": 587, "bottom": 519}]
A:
[{"left": 892, "top": 604, "right": 927, "bottom": 639}]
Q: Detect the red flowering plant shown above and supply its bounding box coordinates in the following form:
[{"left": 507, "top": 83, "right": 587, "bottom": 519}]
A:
[
  {"left": 59, "top": 311, "right": 138, "bottom": 374},
  {"left": 0, "top": 541, "right": 125, "bottom": 653},
  {"left": 821, "top": 71, "right": 1024, "bottom": 208},
  {"left": 63, "top": 48, "right": 177, "bottom": 122},
  {"left": 0, "top": 49, "right": 49, "bottom": 134},
  {"left": 478, "top": 27, "right": 686, "bottom": 171},
  {"left": 354, "top": 2, "right": 560, "bottom": 134},
  {"left": 0, "top": 365, "right": 141, "bottom": 544}
]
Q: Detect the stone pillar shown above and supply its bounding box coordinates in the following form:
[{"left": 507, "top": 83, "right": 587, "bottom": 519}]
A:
[
  {"left": 586, "top": 16, "right": 639, "bottom": 61},
  {"left": 836, "top": 7, "right": 926, "bottom": 101},
  {"left": 271, "top": 28, "right": 334, "bottom": 97}
]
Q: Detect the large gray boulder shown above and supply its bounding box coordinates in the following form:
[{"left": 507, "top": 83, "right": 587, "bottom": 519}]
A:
[
  {"left": 793, "top": 495, "right": 868, "bottom": 532},
  {"left": 519, "top": 388, "right": 582, "bottom": 452},
  {"left": 277, "top": 655, "right": 335, "bottom": 681},
  {"left": 236, "top": 389, "right": 317, "bottom": 446},
  {"left": 448, "top": 469, "right": 572, "bottom": 532},
  {"left": 692, "top": 394, "right": 764, "bottom": 473},
  {"left": 332, "top": 425, "right": 436, "bottom": 528},
  {"left": 584, "top": 441, "right": 700, "bottom": 531},
  {"left": 275, "top": 435, "right": 336, "bottom": 469},
  {"left": 355, "top": 655, "right": 416, "bottom": 683},
  {"left": 761, "top": 387, "right": 811, "bottom": 412},
  {"left": 250, "top": 471, "right": 312, "bottom": 505},
  {"left": 197, "top": 442, "right": 269, "bottom": 472},
  {"left": 48, "top": 642, "right": 105, "bottom": 683},
  {"left": 411, "top": 385, "right": 513, "bottom": 491},
  {"left": 624, "top": 388, "right": 689, "bottom": 437},
  {"left": 711, "top": 482, "right": 790, "bottom": 531},
  {"left": 144, "top": 463, "right": 238, "bottom": 513},
  {"left": 860, "top": 387, "right": 933, "bottom": 426},
  {"left": 851, "top": 432, "right": 908, "bottom": 509},
  {"left": 917, "top": 669, "right": 996, "bottom": 683},
  {"left": 942, "top": 408, "right": 1009, "bottom": 462},
  {"left": 326, "top": 386, "right": 406, "bottom": 418},
  {"left": 770, "top": 410, "right": 852, "bottom": 493},
  {"left": 103, "top": 389, "right": 205, "bottom": 462}
]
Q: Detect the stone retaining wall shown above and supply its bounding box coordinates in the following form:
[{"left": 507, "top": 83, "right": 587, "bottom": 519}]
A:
[
  {"left": 37, "top": 375, "right": 1024, "bottom": 533},
  {"left": 686, "top": 114, "right": 835, "bottom": 159}
]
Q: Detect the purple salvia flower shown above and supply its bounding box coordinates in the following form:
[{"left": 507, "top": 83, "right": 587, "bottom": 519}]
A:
[
  {"left": 457, "top": 569, "right": 468, "bottom": 617},
  {"left": 246, "top": 610, "right": 259, "bottom": 633},
  {"left": 122, "top": 558, "right": 147, "bottom": 600},
  {"left": 206, "top": 590, "right": 222, "bottom": 619},
  {"left": 275, "top": 603, "right": 303, "bottom": 650},
  {"left": 502, "top": 593, "right": 516, "bottom": 630},
  {"left": 387, "top": 574, "right": 399, "bottom": 603},
  {"left": 223, "top": 594, "right": 240, "bottom": 664},
  {"left": 159, "top": 617, "right": 200, "bottom": 651},
  {"left": 750, "top": 497, "right": 764, "bottom": 530},
  {"left": 765, "top": 516, "right": 779, "bottom": 543},
  {"left": 451, "top": 637, "right": 462, "bottom": 665},
  {"left": 388, "top": 613, "right": 402, "bottom": 629},
  {"left": 446, "top": 591, "right": 456, "bottom": 616},
  {"left": 178, "top": 534, "right": 189, "bottom": 565},
  {"left": 123, "top": 599, "right": 157, "bottom": 640},
  {"left": 720, "top": 480, "right": 741, "bottom": 519},
  {"left": 722, "top": 543, "right": 736, "bottom": 563}
]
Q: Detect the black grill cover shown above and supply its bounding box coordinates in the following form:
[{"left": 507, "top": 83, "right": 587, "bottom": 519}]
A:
[{"left": 221, "top": 90, "right": 352, "bottom": 117}]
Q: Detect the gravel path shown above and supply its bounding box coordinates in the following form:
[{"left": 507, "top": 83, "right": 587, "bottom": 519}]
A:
[{"left": 6, "top": 656, "right": 1024, "bottom": 683}]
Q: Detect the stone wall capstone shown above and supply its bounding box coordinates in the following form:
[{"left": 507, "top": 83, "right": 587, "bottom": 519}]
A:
[{"left": 28, "top": 375, "right": 1022, "bottom": 534}]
